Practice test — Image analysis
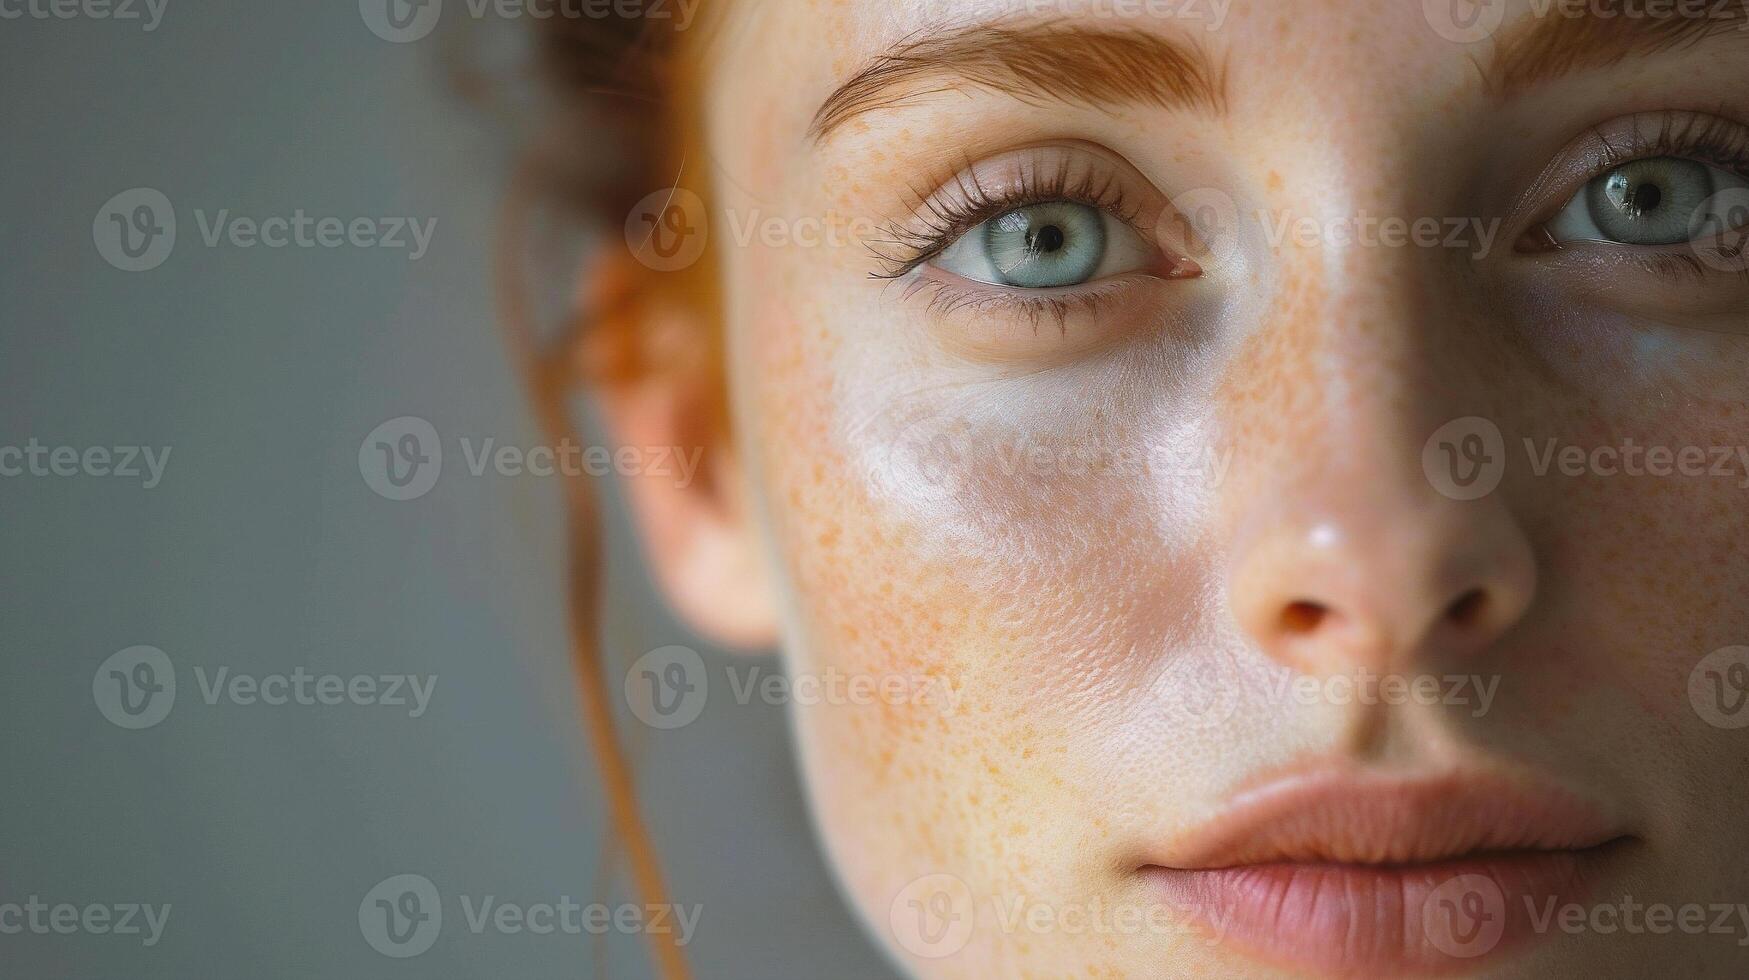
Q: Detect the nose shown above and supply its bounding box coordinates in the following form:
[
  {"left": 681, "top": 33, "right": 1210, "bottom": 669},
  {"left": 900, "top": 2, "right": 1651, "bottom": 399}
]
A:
[{"left": 1228, "top": 472, "right": 1537, "bottom": 674}]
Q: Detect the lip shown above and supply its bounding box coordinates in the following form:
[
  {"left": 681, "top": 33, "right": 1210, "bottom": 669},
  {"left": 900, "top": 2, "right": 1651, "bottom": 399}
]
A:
[{"left": 1140, "top": 768, "right": 1634, "bottom": 977}]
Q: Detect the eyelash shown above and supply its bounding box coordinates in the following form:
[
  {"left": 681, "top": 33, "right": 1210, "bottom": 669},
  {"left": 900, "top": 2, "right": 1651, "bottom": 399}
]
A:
[
  {"left": 1590, "top": 110, "right": 1749, "bottom": 177},
  {"left": 867, "top": 157, "right": 1150, "bottom": 282}
]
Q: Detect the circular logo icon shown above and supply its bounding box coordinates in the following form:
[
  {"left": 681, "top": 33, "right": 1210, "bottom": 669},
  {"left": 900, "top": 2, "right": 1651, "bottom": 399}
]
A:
[
  {"left": 1422, "top": 873, "right": 1505, "bottom": 959},
  {"left": 1159, "top": 649, "right": 1242, "bottom": 730},
  {"left": 1423, "top": 0, "right": 1509, "bottom": 44},
  {"left": 889, "top": 873, "right": 974, "bottom": 960},
  {"left": 624, "top": 188, "right": 708, "bottom": 272},
  {"left": 1689, "top": 645, "right": 1749, "bottom": 730},
  {"left": 93, "top": 645, "right": 176, "bottom": 730},
  {"left": 359, "top": 416, "right": 442, "bottom": 501},
  {"left": 359, "top": 873, "right": 442, "bottom": 958},
  {"left": 94, "top": 188, "right": 176, "bottom": 272},
  {"left": 1688, "top": 187, "right": 1749, "bottom": 273},
  {"left": 879, "top": 414, "right": 975, "bottom": 497},
  {"left": 1422, "top": 416, "right": 1505, "bottom": 501},
  {"left": 359, "top": 0, "right": 441, "bottom": 42},
  {"left": 1163, "top": 187, "right": 1240, "bottom": 266},
  {"left": 624, "top": 645, "right": 708, "bottom": 729}
]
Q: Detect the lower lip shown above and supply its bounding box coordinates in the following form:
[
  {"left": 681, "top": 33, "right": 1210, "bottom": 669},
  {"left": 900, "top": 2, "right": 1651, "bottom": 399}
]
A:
[{"left": 1143, "top": 847, "right": 1619, "bottom": 977}]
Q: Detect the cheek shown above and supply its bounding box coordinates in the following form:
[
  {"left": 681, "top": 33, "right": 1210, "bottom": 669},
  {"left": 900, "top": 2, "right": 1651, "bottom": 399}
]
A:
[{"left": 735, "top": 271, "right": 1144, "bottom": 889}]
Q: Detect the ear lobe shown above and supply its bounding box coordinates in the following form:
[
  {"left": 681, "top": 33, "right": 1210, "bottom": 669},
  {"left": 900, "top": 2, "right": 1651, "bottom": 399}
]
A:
[{"left": 581, "top": 257, "right": 780, "bottom": 653}]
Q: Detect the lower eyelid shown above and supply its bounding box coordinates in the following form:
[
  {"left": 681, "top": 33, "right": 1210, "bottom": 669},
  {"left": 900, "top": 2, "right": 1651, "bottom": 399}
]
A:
[{"left": 899, "top": 274, "right": 1181, "bottom": 364}]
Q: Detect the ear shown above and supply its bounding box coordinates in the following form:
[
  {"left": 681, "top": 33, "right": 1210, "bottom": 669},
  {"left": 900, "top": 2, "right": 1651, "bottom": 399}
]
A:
[{"left": 577, "top": 252, "right": 780, "bottom": 652}]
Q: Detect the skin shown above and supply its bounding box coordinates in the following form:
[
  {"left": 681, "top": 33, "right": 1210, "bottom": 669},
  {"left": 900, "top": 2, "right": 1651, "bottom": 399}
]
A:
[{"left": 598, "top": 1, "right": 1749, "bottom": 975}]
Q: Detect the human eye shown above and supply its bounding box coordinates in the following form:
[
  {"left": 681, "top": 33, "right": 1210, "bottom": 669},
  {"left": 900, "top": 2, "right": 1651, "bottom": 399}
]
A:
[
  {"left": 1545, "top": 155, "right": 1749, "bottom": 246},
  {"left": 931, "top": 199, "right": 1160, "bottom": 288},
  {"left": 1525, "top": 112, "right": 1749, "bottom": 267},
  {"left": 869, "top": 143, "right": 1202, "bottom": 348}
]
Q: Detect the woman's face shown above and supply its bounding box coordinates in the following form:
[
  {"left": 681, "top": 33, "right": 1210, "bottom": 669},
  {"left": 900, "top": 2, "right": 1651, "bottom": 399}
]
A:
[{"left": 639, "top": 0, "right": 1749, "bottom": 975}]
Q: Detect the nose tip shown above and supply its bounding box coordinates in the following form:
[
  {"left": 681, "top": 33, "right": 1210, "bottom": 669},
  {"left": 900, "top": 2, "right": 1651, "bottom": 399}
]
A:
[{"left": 1230, "top": 509, "right": 1536, "bottom": 673}]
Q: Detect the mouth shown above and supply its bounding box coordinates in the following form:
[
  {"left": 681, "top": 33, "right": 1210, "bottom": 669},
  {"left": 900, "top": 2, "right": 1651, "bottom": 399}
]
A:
[{"left": 1139, "top": 768, "right": 1635, "bottom": 977}]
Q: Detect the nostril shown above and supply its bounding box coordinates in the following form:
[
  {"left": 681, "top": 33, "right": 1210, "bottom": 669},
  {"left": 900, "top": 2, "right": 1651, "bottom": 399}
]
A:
[
  {"left": 1280, "top": 600, "right": 1331, "bottom": 635},
  {"left": 1446, "top": 588, "right": 1488, "bottom": 628}
]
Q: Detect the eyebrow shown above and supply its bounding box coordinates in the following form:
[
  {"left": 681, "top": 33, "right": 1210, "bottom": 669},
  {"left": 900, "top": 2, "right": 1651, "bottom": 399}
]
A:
[
  {"left": 1486, "top": 0, "right": 1749, "bottom": 96},
  {"left": 807, "top": 22, "right": 1227, "bottom": 142}
]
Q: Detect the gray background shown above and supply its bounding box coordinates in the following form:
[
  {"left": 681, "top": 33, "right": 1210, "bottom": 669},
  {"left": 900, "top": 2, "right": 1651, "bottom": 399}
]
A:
[{"left": 0, "top": 3, "right": 896, "bottom": 977}]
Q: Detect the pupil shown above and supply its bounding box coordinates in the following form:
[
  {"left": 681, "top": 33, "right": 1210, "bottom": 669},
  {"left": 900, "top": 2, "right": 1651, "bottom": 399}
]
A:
[
  {"left": 1628, "top": 182, "right": 1662, "bottom": 214},
  {"left": 1029, "top": 224, "right": 1066, "bottom": 253}
]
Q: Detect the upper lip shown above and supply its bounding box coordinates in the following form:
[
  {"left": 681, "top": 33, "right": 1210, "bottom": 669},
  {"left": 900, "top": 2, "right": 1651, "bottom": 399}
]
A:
[{"left": 1149, "top": 767, "right": 1631, "bottom": 869}]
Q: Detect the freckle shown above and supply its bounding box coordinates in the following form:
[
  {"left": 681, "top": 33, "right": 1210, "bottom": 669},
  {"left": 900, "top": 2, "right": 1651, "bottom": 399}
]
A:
[
  {"left": 1267, "top": 170, "right": 1283, "bottom": 192},
  {"left": 818, "top": 524, "right": 840, "bottom": 548}
]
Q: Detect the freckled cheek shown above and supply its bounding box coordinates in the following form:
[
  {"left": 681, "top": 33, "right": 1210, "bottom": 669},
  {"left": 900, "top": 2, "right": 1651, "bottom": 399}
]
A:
[
  {"left": 740, "top": 282, "right": 968, "bottom": 683},
  {"left": 738, "top": 282, "right": 1053, "bottom": 798}
]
